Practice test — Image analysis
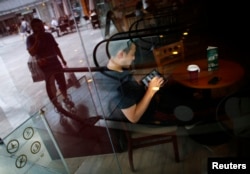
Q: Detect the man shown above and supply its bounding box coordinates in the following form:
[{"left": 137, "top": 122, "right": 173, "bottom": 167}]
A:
[
  {"left": 94, "top": 39, "right": 205, "bottom": 126},
  {"left": 50, "top": 17, "right": 60, "bottom": 37},
  {"left": 26, "top": 18, "right": 74, "bottom": 110},
  {"left": 20, "top": 18, "right": 30, "bottom": 40},
  {"left": 95, "top": 40, "right": 167, "bottom": 124},
  {"left": 51, "top": 17, "right": 58, "bottom": 28}
]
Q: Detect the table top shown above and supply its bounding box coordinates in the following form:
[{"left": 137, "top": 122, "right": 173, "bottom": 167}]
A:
[{"left": 172, "top": 59, "right": 245, "bottom": 89}]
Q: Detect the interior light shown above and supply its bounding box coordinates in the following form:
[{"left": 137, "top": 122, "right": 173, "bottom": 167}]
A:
[
  {"left": 183, "top": 32, "right": 188, "bottom": 36},
  {"left": 172, "top": 51, "right": 178, "bottom": 55}
]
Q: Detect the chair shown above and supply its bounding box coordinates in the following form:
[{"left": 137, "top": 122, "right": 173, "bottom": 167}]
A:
[
  {"left": 216, "top": 88, "right": 250, "bottom": 156},
  {"left": 92, "top": 69, "right": 180, "bottom": 172},
  {"left": 123, "top": 122, "right": 179, "bottom": 172},
  {"left": 90, "top": 13, "right": 100, "bottom": 29},
  {"left": 153, "top": 40, "right": 185, "bottom": 74},
  {"left": 188, "top": 88, "right": 250, "bottom": 155},
  {"left": 95, "top": 119, "right": 180, "bottom": 172},
  {"left": 82, "top": 16, "right": 92, "bottom": 29}
]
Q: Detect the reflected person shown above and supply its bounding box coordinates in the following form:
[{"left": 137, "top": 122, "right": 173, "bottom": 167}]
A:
[{"left": 26, "top": 18, "right": 74, "bottom": 109}]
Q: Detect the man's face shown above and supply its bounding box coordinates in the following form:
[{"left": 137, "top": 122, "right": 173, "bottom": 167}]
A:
[{"left": 121, "top": 43, "right": 136, "bottom": 68}]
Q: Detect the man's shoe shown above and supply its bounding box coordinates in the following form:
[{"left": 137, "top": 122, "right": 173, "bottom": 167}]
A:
[
  {"left": 0, "top": 138, "right": 4, "bottom": 145},
  {"left": 63, "top": 98, "right": 74, "bottom": 107},
  {"left": 63, "top": 98, "right": 76, "bottom": 113}
]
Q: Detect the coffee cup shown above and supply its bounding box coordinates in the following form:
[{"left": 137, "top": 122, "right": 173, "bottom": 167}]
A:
[{"left": 187, "top": 64, "right": 200, "bottom": 82}]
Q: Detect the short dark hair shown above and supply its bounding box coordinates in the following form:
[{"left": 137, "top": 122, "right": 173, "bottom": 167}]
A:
[
  {"left": 30, "top": 18, "right": 42, "bottom": 26},
  {"left": 108, "top": 39, "right": 133, "bottom": 57},
  {"left": 30, "top": 18, "right": 43, "bottom": 30}
]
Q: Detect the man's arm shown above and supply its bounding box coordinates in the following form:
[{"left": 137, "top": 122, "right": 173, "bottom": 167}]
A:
[
  {"left": 121, "top": 76, "right": 164, "bottom": 123},
  {"left": 27, "top": 35, "right": 39, "bottom": 56},
  {"left": 55, "top": 46, "right": 67, "bottom": 66}
]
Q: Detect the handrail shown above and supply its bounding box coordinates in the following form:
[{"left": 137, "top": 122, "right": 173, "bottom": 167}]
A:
[
  {"left": 93, "top": 39, "right": 110, "bottom": 67},
  {"left": 93, "top": 25, "right": 188, "bottom": 67},
  {"left": 45, "top": 66, "right": 107, "bottom": 120},
  {"left": 62, "top": 66, "right": 106, "bottom": 73},
  {"left": 92, "top": 3, "right": 202, "bottom": 68}
]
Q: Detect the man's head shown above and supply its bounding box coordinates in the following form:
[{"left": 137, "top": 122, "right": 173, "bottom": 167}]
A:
[
  {"left": 30, "top": 18, "right": 45, "bottom": 34},
  {"left": 108, "top": 39, "right": 136, "bottom": 68}
]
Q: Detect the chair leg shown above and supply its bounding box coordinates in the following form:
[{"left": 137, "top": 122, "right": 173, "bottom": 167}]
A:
[
  {"left": 128, "top": 144, "right": 135, "bottom": 172},
  {"left": 172, "top": 135, "right": 180, "bottom": 162}
]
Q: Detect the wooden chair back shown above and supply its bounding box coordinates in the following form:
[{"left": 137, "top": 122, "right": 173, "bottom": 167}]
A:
[{"left": 153, "top": 40, "right": 185, "bottom": 74}]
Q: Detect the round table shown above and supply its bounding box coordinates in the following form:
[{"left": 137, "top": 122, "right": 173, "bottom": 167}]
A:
[{"left": 172, "top": 59, "right": 245, "bottom": 89}]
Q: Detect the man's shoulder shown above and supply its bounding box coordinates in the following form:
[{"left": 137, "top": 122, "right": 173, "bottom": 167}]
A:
[
  {"left": 26, "top": 34, "right": 35, "bottom": 42},
  {"left": 44, "top": 32, "right": 53, "bottom": 36},
  {"left": 94, "top": 70, "right": 122, "bottom": 93},
  {"left": 95, "top": 69, "right": 129, "bottom": 84},
  {"left": 94, "top": 70, "right": 118, "bottom": 83},
  {"left": 43, "top": 32, "right": 56, "bottom": 40}
]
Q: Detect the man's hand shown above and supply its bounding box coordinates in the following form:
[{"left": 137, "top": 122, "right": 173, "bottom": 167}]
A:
[
  {"left": 148, "top": 76, "right": 164, "bottom": 91},
  {"left": 62, "top": 59, "right": 67, "bottom": 66}
]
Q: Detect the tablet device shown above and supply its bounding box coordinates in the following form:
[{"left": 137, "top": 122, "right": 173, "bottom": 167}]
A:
[{"left": 140, "top": 69, "right": 167, "bottom": 87}]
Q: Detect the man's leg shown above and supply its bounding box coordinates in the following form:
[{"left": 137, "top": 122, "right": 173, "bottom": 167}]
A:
[{"left": 55, "top": 72, "right": 75, "bottom": 111}]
